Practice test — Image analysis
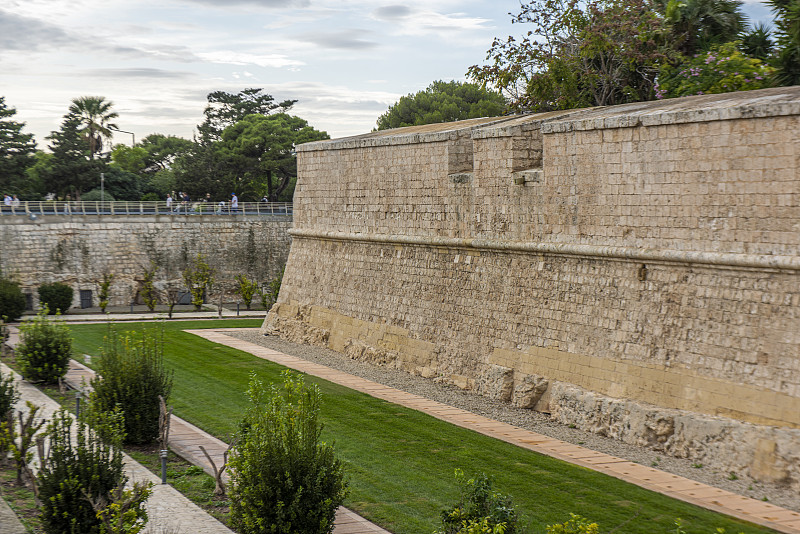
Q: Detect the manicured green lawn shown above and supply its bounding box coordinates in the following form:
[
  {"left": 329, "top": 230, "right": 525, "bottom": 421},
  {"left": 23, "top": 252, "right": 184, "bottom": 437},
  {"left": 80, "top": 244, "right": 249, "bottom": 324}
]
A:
[{"left": 68, "top": 320, "right": 778, "bottom": 534}]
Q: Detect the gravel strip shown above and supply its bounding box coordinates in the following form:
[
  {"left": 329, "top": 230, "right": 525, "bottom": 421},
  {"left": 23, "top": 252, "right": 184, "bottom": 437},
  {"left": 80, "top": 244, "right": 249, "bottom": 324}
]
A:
[{"left": 228, "top": 330, "right": 798, "bottom": 513}]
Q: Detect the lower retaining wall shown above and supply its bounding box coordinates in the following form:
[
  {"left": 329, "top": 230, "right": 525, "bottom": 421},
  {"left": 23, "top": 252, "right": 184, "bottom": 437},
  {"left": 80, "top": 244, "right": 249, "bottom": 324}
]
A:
[
  {"left": 0, "top": 215, "right": 291, "bottom": 309},
  {"left": 263, "top": 234, "right": 800, "bottom": 488}
]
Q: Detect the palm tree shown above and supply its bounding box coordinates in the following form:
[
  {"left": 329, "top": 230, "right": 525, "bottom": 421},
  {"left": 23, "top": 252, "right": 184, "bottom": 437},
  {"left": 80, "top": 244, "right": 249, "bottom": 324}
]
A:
[
  {"left": 740, "top": 22, "right": 773, "bottom": 60},
  {"left": 69, "top": 96, "right": 119, "bottom": 158},
  {"left": 767, "top": 0, "right": 800, "bottom": 86},
  {"left": 663, "top": 0, "right": 747, "bottom": 55}
]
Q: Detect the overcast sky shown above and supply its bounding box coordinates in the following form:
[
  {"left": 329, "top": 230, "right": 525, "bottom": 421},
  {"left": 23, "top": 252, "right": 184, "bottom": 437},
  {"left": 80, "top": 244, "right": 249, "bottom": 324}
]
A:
[{"left": 1, "top": 0, "right": 774, "bottom": 147}]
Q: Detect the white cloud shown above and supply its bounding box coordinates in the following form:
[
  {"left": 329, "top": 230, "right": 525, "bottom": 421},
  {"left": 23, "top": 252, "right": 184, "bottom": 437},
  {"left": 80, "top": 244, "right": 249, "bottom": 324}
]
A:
[{"left": 196, "top": 51, "right": 305, "bottom": 68}]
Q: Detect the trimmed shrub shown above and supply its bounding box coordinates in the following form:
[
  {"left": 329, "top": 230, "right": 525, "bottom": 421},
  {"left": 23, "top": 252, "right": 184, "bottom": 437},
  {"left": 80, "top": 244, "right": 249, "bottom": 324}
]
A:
[
  {"left": 38, "top": 282, "right": 74, "bottom": 314},
  {"left": 91, "top": 326, "right": 174, "bottom": 445},
  {"left": 0, "top": 277, "right": 26, "bottom": 322},
  {"left": 0, "top": 369, "right": 19, "bottom": 417},
  {"left": 81, "top": 188, "right": 116, "bottom": 202},
  {"left": 229, "top": 371, "right": 348, "bottom": 534},
  {"left": 38, "top": 408, "right": 131, "bottom": 534},
  {"left": 438, "top": 470, "right": 520, "bottom": 534},
  {"left": 0, "top": 369, "right": 20, "bottom": 464},
  {"left": 16, "top": 309, "right": 72, "bottom": 383}
]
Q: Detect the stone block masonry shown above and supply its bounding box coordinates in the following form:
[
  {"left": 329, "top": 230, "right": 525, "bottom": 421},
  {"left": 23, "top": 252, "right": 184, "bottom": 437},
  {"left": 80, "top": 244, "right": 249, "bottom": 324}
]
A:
[
  {"left": 0, "top": 215, "right": 291, "bottom": 308},
  {"left": 264, "top": 87, "right": 800, "bottom": 489}
]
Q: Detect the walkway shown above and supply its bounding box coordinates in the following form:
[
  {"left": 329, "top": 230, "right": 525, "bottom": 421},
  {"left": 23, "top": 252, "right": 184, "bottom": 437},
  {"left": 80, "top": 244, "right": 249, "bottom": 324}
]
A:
[{"left": 186, "top": 328, "right": 800, "bottom": 534}]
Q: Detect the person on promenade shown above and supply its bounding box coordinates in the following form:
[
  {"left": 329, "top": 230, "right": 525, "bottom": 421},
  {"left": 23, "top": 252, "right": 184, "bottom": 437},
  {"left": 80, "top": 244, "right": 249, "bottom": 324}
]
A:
[
  {"left": 3, "top": 194, "right": 11, "bottom": 206},
  {"left": 11, "top": 195, "right": 20, "bottom": 207},
  {"left": 231, "top": 193, "right": 238, "bottom": 211},
  {"left": 166, "top": 193, "right": 173, "bottom": 212}
]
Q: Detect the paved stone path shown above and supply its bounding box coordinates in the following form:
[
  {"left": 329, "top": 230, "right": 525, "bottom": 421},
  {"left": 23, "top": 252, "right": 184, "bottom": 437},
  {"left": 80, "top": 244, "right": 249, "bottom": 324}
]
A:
[
  {"left": 0, "top": 496, "right": 27, "bottom": 534},
  {"left": 187, "top": 328, "right": 800, "bottom": 534}
]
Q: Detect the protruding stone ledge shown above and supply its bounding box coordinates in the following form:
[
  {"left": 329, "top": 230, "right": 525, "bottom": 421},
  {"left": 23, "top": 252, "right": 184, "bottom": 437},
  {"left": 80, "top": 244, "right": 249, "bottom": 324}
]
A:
[
  {"left": 512, "top": 168, "right": 543, "bottom": 185},
  {"left": 287, "top": 228, "right": 800, "bottom": 272}
]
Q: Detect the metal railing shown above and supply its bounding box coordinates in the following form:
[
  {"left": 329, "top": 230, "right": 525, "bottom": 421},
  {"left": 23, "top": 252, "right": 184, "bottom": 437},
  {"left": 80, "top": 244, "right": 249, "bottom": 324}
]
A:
[{"left": 0, "top": 201, "right": 292, "bottom": 217}]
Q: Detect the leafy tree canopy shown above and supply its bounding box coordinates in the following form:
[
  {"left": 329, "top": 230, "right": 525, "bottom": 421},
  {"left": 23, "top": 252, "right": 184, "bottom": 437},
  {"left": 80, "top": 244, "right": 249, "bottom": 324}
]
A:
[
  {"left": 23, "top": 151, "right": 53, "bottom": 200},
  {"left": 197, "top": 88, "right": 297, "bottom": 143},
  {"left": 214, "top": 113, "right": 329, "bottom": 201},
  {"left": 468, "top": 0, "right": 676, "bottom": 112},
  {"left": 99, "top": 166, "right": 142, "bottom": 201},
  {"left": 466, "top": 0, "right": 791, "bottom": 112},
  {"left": 0, "top": 97, "right": 37, "bottom": 197},
  {"left": 657, "top": 41, "right": 775, "bottom": 98},
  {"left": 110, "top": 145, "right": 148, "bottom": 174},
  {"left": 376, "top": 80, "right": 507, "bottom": 130},
  {"left": 139, "top": 133, "right": 195, "bottom": 171}
]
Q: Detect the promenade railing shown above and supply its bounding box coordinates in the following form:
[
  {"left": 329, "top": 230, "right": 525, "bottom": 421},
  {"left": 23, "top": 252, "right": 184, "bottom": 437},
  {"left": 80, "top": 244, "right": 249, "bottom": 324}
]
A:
[{"left": 0, "top": 201, "right": 292, "bottom": 217}]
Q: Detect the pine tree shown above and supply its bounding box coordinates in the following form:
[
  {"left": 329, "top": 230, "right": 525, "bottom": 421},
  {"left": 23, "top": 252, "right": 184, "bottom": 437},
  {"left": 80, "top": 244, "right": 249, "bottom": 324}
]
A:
[
  {"left": 0, "top": 97, "right": 37, "bottom": 198},
  {"left": 45, "top": 113, "right": 103, "bottom": 199}
]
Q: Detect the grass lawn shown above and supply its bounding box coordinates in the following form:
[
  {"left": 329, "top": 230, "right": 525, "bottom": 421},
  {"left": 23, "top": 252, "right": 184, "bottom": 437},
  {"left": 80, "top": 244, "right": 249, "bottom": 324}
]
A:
[{"left": 68, "top": 320, "right": 778, "bottom": 534}]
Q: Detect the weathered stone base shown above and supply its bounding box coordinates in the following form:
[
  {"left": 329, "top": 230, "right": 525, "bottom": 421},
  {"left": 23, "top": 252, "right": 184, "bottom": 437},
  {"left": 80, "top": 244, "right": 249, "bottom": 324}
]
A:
[
  {"left": 263, "top": 303, "right": 800, "bottom": 491},
  {"left": 544, "top": 383, "right": 800, "bottom": 489}
]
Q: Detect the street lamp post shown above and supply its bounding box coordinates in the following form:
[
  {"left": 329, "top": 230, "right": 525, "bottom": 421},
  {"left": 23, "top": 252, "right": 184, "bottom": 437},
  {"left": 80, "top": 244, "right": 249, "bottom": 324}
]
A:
[{"left": 100, "top": 172, "right": 105, "bottom": 215}]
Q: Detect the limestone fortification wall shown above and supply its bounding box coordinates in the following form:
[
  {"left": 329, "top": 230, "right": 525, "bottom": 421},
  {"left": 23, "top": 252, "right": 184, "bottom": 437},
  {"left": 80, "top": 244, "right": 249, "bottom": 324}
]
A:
[
  {"left": 264, "top": 87, "right": 800, "bottom": 487},
  {"left": 0, "top": 215, "right": 291, "bottom": 308}
]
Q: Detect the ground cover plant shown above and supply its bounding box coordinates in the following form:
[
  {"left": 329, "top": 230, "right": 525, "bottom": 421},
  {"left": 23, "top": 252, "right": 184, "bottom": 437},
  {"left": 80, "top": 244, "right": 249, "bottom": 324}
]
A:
[{"left": 67, "top": 321, "right": 777, "bottom": 534}]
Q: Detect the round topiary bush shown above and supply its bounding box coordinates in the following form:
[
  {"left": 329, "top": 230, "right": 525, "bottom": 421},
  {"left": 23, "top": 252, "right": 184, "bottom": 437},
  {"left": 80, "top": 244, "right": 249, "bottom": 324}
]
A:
[
  {"left": 0, "top": 278, "right": 26, "bottom": 322},
  {"left": 81, "top": 189, "right": 115, "bottom": 202},
  {"left": 38, "top": 282, "right": 73, "bottom": 314},
  {"left": 16, "top": 310, "right": 72, "bottom": 383}
]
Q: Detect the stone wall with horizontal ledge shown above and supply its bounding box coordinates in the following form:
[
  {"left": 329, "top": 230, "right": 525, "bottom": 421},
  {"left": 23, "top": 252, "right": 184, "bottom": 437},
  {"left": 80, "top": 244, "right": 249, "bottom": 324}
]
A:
[{"left": 264, "top": 87, "right": 800, "bottom": 488}]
